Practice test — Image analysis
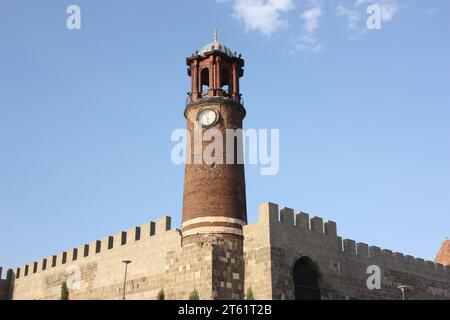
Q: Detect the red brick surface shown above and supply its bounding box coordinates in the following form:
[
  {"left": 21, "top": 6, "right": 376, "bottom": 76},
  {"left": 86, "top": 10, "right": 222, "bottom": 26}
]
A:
[
  {"left": 182, "top": 101, "right": 247, "bottom": 234},
  {"left": 435, "top": 239, "right": 450, "bottom": 266}
]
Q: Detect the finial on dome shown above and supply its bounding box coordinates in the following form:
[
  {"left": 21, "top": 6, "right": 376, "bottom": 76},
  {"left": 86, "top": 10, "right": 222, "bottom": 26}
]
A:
[{"left": 214, "top": 28, "right": 218, "bottom": 42}]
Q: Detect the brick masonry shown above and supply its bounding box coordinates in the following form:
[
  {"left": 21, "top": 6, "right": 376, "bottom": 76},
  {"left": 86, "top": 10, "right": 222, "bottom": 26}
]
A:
[
  {"left": 182, "top": 41, "right": 247, "bottom": 243},
  {"left": 435, "top": 239, "right": 450, "bottom": 266},
  {"left": 182, "top": 98, "right": 247, "bottom": 240}
]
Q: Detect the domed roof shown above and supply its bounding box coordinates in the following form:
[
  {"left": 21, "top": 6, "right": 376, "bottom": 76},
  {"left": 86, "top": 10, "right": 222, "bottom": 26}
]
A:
[
  {"left": 197, "top": 29, "right": 237, "bottom": 58},
  {"left": 198, "top": 40, "right": 235, "bottom": 57}
]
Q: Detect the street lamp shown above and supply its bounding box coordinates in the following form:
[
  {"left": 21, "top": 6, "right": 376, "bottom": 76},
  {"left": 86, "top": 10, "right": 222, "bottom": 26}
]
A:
[
  {"left": 397, "top": 285, "right": 409, "bottom": 301},
  {"left": 121, "top": 260, "right": 132, "bottom": 300}
]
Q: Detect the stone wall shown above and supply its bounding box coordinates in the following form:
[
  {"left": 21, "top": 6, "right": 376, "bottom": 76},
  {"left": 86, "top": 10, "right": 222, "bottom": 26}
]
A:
[
  {"left": 3, "top": 203, "right": 449, "bottom": 300},
  {"left": 0, "top": 268, "right": 12, "bottom": 300},
  {"left": 0, "top": 280, "right": 9, "bottom": 300},
  {"left": 8, "top": 216, "right": 217, "bottom": 300},
  {"left": 248, "top": 202, "right": 450, "bottom": 300},
  {"left": 242, "top": 203, "right": 274, "bottom": 299},
  {"left": 210, "top": 235, "right": 245, "bottom": 300}
]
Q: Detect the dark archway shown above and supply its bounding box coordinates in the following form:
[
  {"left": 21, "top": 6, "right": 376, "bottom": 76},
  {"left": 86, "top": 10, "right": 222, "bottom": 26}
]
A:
[
  {"left": 220, "top": 68, "right": 230, "bottom": 96},
  {"left": 293, "top": 256, "right": 321, "bottom": 300},
  {"left": 200, "top": 68, "right": 210, "bottom": 96}
]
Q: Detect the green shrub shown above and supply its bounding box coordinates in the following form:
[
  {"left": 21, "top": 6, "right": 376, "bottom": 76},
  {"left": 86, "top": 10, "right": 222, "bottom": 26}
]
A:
[
  {"left": 189, "top": 289, "right": 200, "bottom": 300},
  {"left": 246, "top": 288, "right": 255, "bottom": 300},
  {"left": 157, "top": 288, "right": 165, "bottom": 300},
  {"left": 60, "top": 281, "right": 69, "bottom": 301}
]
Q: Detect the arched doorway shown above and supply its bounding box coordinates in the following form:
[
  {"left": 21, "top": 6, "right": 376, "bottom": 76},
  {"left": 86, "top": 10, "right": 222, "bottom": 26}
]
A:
[{"left": 293, "top": 256, "right": 321, "bottom": 300}]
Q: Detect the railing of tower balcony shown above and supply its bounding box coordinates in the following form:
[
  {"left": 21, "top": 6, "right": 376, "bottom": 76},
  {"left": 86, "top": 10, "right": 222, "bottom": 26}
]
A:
[
  {"left": 186, "top": 93, "right": 244, "bottom": 106},
  {"left": 239, "top": 94, "right": 244, "bottom": 106}
]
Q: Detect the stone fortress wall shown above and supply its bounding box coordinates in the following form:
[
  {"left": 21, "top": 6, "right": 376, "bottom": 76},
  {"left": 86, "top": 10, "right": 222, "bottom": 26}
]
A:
[
  {"left": 3, "top": 217, "right": 220, "bottom": 300},
  {"left": 243, "top": 203, "right": 449, "bottom": 300},
  {"left": 1, "top": 203, "right": 449, "bottom": 300}
]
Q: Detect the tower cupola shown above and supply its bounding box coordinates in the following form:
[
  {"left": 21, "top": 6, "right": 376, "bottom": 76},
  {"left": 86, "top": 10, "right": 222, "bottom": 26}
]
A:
[{"left": 186, "top": 31, "right": 244, "bottom": 104}]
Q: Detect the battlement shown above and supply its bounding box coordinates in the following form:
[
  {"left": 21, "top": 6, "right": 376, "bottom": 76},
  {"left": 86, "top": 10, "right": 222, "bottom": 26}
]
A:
[
  {"left": 11, "top": 216, "right": 174, "bottom": 280},
  {"left": 0, "top": 267, "right": 13, "bottom": 280},
  {"left": 256, "top": 202, "right": 449, "bottom": 277},
  {"left": 257, "top": 202, "right": 338, "bottom": 236}
]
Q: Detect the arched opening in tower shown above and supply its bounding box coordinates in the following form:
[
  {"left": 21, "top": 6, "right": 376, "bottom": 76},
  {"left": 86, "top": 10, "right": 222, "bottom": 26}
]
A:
[
  {"left": 200, "top": 68, "right": 210, "bottom": 97},
  {"left": 220, "top": 68, "right": 230, "bottom": 97}
]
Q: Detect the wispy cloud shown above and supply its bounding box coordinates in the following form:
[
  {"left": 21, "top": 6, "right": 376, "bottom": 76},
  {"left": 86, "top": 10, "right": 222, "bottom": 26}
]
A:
[
  {"left": 297, "top": 1, "right": 323, "bottom": 53},
  {"left": 217, "top": 0, "right": 408, "bottom": 54},
  {"left": 219, "top": 0, "right": 294, "bottom": 36}
]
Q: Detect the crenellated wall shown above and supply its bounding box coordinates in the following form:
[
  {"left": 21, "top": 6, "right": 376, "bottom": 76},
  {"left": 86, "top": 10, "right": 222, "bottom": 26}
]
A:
[
  {"left": 3, "top": 203, "right": 449, "bottom": 300},
  {"left": 244, "top": 203, "right": 449, "bottom": 300},
  {"left": 5, "top": 216, "right": 219, "bottom": 300},
  {"left": 4, "top": 215, "right": 245, "bottom": 300}
]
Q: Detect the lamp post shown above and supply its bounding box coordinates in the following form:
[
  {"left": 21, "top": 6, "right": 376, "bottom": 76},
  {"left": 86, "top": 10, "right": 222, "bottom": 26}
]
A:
[
  {"left": 121, "top": 260, "right": 132, "bottom": 300},
  {"left": 397, "top": 285, "right": 408, "bottom": 301}
]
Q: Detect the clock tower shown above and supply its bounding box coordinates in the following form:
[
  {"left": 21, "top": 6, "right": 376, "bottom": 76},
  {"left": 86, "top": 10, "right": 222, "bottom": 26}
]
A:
[{"left": 182, "top": 32, "right": 247, "bottom": 245}]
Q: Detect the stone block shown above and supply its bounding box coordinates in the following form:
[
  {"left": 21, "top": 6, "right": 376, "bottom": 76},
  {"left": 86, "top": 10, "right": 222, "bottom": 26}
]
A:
[
  {"left": 356, "top": 243, "right": 369, "bottom": 257},
  {"left": 280, "top": 207, "right": 294, "bottom": 225},
  {"left": 259, "top": 203, "right": 279, "bottom": 224},
  {"left": 324, "top": 220, "right": 337, "bottom": 236},
  {"left": 295, "top": 212, "right": 309, "bottom": 229},
  {"left": 310, "top": 216, "right": 324, "bottom": 233},
  {"left": 343, "top": 239, "right": 356, "bottom": 254},
  {"left": 156, "top": 217, "right": 171, "bottom": 235}
]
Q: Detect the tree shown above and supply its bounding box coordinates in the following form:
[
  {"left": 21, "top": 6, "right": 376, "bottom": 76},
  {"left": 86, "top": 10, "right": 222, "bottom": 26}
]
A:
[
  {"left": 246, "top": 288, "right": 255, "bottom": 300},
  {"left": 60, "top": 281, "right": 69, "bottom": 300},
  {"left": 189, "top": 289, "right": 200, "bottom": 300},
  {"left": 157, "top": 288, "right": 165, "bottom": 300}
]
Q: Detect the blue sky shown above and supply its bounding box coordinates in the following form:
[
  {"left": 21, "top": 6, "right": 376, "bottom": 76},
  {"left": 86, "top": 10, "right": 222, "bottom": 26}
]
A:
[{"left": 0, "top": 0, "right": 449, "bottom": 269}]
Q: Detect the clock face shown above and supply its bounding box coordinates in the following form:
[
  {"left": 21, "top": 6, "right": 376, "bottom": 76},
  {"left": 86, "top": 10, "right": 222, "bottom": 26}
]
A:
[{"left": 198, "top": 108, "right": 218, "bottom": 127}]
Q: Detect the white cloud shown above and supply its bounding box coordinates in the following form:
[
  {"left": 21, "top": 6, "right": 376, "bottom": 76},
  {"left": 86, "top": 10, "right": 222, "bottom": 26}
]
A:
[
  {"left": 216, "top": 0, "right": 406, "bottom": 53},
  {"left": 297, "top": 1, "right": 323, "bottom": 53},
  {"left": 224, "top": 0, "right": 294, "bottom": 36},
  {"left": 302, "top": 6, "right": 322, "bottom": 34}
]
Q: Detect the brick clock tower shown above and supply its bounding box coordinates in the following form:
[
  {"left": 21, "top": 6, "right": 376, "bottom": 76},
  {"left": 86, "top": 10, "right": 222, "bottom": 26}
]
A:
[
  {"left": 181, "top": 32, "right": 247, "bottom": 299},
  {"left": 182, "top": 33, "right": 247, "bottom": 243}
]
